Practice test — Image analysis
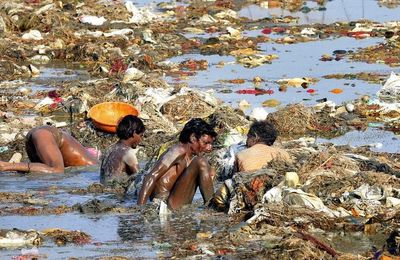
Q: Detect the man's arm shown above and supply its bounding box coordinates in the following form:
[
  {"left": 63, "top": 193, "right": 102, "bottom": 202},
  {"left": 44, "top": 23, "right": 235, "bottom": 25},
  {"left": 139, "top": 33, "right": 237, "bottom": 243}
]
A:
[
  {"left": 137, "top": 146, "right": 184, "bottom": 205},
  {"left": 123, "top": 149, "right": 139, "bottom": 175}
]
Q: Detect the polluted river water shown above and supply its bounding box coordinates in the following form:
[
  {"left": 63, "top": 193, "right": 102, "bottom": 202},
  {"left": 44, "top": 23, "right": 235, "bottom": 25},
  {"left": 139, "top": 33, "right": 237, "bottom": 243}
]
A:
[{"left": 0, "top": 0, "right": 400, "bottom": 258}]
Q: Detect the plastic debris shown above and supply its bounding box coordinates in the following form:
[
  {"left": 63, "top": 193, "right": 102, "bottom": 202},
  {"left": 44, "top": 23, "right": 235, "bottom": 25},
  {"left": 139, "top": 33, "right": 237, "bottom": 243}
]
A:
[
  {"left": 22, "top": 30, "right": 43, "bottom": 41},
  {"left": 122, "top": 67, "right": 145, "bottom": 82},
  {"left": 277, "top": 77, "right": 318, "bottom": 87},
  {"left": 329, "top": 88, "right": 343, "bottom": 94},
  {"left": 79, "top": 15, "right": 107, "bottom": 26},
  {"left": 249, "top": 107, "right": 268, "bottom": 121},
  {"left": 0, "top": 229, "right": 41, "bottom": 248},
  {"left": 8, "top": 152, "right": 22, "bottom": 163},
  {"left": 125, "top": 2, "right": 158, "bottom": 24},
  {"left": 377, "top": 72, "right": 400, "bottom": 102}
]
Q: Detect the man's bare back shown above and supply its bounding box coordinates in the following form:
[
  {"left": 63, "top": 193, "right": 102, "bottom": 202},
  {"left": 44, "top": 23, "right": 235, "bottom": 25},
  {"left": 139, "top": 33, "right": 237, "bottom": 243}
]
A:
[
  {"left": 100, "top": 115, "right": 145, "bottom": 185},
  {"left": 0, "top": 125, "right": 97, "bottom": 174}
]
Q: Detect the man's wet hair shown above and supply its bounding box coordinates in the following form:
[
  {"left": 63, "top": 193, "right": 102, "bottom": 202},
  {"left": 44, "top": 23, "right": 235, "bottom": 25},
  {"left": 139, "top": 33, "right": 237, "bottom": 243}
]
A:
[
  {"left": 248, "top": 120, "right": 277, "bottom": 146},
  {"left": 179, "top": 118, "right": 217, "bottom": 143},
  {"left": 117, "top": 115, "right": 145, "bottom": 140}
]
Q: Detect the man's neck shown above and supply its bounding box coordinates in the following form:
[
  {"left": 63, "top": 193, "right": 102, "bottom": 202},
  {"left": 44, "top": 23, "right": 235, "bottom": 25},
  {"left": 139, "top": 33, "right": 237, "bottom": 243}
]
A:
[
  {"left": 181, "top": 142, "right": 194, "bottom": 157},
  {"left": 119, "top": 139, "right": 132, "bottom": 148},
  {"left": 253, "top": 142, "right": 270, "bottom": 147}
]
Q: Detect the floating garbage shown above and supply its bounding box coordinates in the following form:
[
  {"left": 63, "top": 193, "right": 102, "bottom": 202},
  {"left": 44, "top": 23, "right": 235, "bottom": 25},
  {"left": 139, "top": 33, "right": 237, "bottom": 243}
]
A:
[
  {"left": 0, "top": 229, "right": 42, "bottom": 248},
  {"left": 249, "top": 107, "right": 268, "bottom": 121},
  {"left": 238, "top": 99, "right": 250, "bottom": 111},
  {"left": 277, "top": 77, "right": 318, "bottom": 88},
  {"left": 236, "top": 54, "right": 278, "bottom": 68},
  {"left": 28, "top": 55, "right": 50, "bottom": 64},
  {"left": 235, "top": 89, "right": 274, "bottom": 95},
  {"left": 20, "top": 246, "right": 39, "bottom": 257},
  {"left": 329, "top": 88, "right": 344, "bottom": 94},
  {"left": 261, "top": 28, "right": 272, "bottom": 34},
  {"left": 41, "top": 228, "right": 91, "bottom": 245},
  {"left": 377, "top": 72, "right": 400, "bottom": 102},
  {"left": 262, "top": 99, "right": 281, "bottom": 108},
  {"left": 219, "top": 27, "right": 242, "bottom": 40},
  {"left": 28, "top": 64, "right": 40, "bottom": 77}
]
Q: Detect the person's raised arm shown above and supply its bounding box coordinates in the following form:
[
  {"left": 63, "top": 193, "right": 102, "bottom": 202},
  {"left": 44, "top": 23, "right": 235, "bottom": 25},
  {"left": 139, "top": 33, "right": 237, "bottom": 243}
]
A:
[{"left": 137, "top": 146, "right": 184, "bottom": 205}]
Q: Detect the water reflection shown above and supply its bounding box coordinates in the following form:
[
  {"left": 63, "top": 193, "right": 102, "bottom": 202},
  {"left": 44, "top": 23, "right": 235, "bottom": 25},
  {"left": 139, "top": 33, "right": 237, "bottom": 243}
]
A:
[
  {"left": 166, "top": 37, "right": 400, "bottom": 113},
  {"left": 117, "top": 205, "right": 230, "bottom": 255},
  {"left": 317, "top": 127, "right": 400, "bottom": 153},
  {"left": 118, "top": 207, "right": 204, "bottom": 243},
  {"left": 239, "top": 0, "right": 400, "bottom": 24}
]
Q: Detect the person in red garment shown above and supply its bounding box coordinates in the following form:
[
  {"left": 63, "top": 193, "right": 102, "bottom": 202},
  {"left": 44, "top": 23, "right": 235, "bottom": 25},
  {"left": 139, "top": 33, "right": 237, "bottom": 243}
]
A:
[
  {"left": 137, "top": 118, "right": 217, "bottom": 210},
  {"left": 0, "top": 125, "right": 98, "bottom": 173}
]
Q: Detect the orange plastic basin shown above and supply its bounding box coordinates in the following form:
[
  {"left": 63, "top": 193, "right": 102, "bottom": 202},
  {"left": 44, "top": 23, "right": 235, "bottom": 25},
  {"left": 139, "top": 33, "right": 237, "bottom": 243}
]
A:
[{"left": 88, "top": 102, "right": 139, "bottom": 133}]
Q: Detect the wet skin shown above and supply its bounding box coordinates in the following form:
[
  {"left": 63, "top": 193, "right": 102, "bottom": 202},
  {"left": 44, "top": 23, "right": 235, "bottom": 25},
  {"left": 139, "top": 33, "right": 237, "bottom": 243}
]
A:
[
  {"left": 100, "top": 131, "right": 144, "bottom": 183},
  {"left": 138, "top": 134, "right": 215, "bottom": 210},
  {"left": 0, "top": 126, "right": 97, "bottom": 174}
]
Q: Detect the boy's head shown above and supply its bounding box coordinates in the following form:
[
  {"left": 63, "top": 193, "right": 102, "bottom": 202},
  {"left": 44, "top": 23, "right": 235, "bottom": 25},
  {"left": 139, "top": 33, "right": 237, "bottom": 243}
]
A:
[
  {"left": 247, "top": 120, "right": 277, "bottom": 147},
  {"left": 117, "top": 115, "right": 145, "bottom": 140},
  {"left": 179, "top": 118, "right": 217, "bottom": 154}
]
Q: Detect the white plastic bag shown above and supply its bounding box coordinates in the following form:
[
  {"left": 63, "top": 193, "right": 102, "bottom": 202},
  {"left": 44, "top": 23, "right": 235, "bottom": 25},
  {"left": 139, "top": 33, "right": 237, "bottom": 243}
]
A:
[
  {"left": 377, "top": 72, "right": 400, "bottom": 102},
  {"left": 79, "top": 15, "right": 106, "bottom": 26}
]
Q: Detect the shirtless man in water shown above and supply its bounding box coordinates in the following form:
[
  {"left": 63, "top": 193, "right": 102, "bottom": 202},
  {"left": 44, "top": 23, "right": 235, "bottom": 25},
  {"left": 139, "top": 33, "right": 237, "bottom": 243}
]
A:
[
  {"left": 211, "top": 120, "right": 292, "bottom": 211},
  {"left": 138, "top": 118, "right": 217, "bottom": 210},
  {"left": 100, "top": 115, "right": 145, "bottom": 185},
  {"left": 0, "top": 125, "right": 98, "bottom": 174}
]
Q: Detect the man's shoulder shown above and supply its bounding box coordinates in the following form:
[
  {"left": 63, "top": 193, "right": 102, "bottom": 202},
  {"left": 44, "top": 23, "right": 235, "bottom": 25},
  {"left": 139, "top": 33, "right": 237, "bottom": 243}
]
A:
[
  {"left": 104, "top": 143, "right": 132, "bottom": 156},
  {"left": 236, "top": 145, "right": 256, "bottom": 158},
  {"left": 157, "top": 144, "right": 186, "bottom": 166},
  {"left": 268, "top": 145, "right": 291, "bottom": 160},
  {"left": 237, "top": 144, "right": 287, "bottom": 157},
  {"left": 166, "top": 144, "right": 187, "bottom": 156},
  {"left": 238, "top": 143, "right": 266, "bottom": 152}
]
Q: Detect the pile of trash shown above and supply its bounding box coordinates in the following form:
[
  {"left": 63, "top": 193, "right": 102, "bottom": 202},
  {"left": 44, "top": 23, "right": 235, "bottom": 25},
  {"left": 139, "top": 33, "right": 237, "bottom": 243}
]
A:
[
  {"left": 210, "top": 137, "right": 400, "bottom": 258},
  {"left": 0, "top": 228, "right": 90, "bottom": 248},
  {"left": 266, "top": 103, "right": 316, "bottom": 138}
]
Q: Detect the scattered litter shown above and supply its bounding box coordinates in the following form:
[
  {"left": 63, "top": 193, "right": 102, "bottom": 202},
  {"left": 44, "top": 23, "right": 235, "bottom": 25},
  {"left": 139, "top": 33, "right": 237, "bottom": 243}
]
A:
[
  {"left": 377, "top": 72, "right": 400, "bottom": 102},
  {"left": 22, "top": 30, "right": 43, "bottom": 41},
  {"left": 79, "top": 15, "right": 106, "bottom": 26}
]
